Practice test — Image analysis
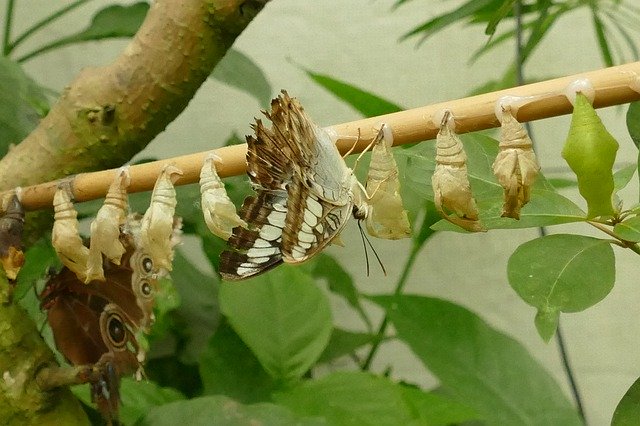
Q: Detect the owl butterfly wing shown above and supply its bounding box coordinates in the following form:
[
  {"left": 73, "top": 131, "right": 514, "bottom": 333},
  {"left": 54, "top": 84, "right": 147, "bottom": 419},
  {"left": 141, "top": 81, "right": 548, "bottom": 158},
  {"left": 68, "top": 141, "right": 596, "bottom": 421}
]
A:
[
  {"left": 281, "top": 176, "right": 352, "bottom": 263},
  {"left": 0, "top": 193, "right": 25, "bottom": 281},
  {"left": 365, "top": 125, "right": 411, "bottom": 240},
  {"left": 40, "top": 232, "right": 157, "bottom": 422},
  {"left": 219, "top": 190, "right": 287, "bottom": 280}
]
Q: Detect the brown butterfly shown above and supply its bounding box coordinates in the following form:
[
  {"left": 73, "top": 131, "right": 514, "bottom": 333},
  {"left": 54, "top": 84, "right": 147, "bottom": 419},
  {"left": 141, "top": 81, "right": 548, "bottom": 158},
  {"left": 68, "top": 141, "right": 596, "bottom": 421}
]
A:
[
  {"left": 219, "top": 91, "right": 371, "bottom": 280},
  {"left": 0, "top": 192, "right": 25, "bottom": 282},
  {"left": 40, "top": 216, "right": 157, "bottom": 423}
]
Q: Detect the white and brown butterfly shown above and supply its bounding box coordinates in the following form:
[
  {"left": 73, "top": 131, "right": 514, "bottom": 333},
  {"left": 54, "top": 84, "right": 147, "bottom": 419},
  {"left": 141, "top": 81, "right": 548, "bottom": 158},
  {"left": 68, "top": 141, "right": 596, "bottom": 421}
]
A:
[{"left": 219, "top": 91, "right": 371, "bottom": 280}]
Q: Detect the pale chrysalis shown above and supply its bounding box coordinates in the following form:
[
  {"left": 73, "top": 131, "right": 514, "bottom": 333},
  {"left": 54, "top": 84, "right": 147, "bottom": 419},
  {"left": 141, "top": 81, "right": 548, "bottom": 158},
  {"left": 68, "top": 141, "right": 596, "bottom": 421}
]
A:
[
  {"left": 365, "top": 124, "right": 411, "bottom": 239},
  {"left": 86, "top": 167, "right": 131, "bottom": 282},
  {"left": 52, "top": 185, "right": 90, "bottom": 282},
  {"left": 0, "top": 191, "right": 25, "bottom": 281},
  {"left": 492, "top": 106, "right": 540, "bottom": 219},
  {"left": 199, "top": 153, "right": 247, "bottom": 241},
  {"left": 140, "top": 164, "right": 183, "bottom": 272},
  {"left": 431, "top": 112, "right": 483, "bottom": 232}
]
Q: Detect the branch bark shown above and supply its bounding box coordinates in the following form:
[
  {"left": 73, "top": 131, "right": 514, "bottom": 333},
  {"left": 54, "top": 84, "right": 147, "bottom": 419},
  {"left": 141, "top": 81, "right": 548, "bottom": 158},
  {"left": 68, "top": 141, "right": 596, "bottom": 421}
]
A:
[{"left": 0, "top": 0, "right": 269, "bottom": 424}]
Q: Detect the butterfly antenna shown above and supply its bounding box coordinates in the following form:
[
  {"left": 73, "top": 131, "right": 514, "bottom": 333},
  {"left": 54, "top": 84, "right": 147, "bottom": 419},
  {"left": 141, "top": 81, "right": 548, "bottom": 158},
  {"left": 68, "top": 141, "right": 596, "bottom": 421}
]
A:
[
  {"left": 358, "top": 220, "right": 387, "bottom": 276},
  {"left": 357, "top": 220, "right": 371, "bottom": 276}
]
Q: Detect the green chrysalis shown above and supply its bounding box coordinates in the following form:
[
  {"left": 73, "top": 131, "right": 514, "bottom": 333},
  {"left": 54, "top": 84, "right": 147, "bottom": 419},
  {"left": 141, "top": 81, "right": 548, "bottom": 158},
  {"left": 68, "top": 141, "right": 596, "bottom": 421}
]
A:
[{"left": 561, "top": 92, "right": 619, "bottom": 218}]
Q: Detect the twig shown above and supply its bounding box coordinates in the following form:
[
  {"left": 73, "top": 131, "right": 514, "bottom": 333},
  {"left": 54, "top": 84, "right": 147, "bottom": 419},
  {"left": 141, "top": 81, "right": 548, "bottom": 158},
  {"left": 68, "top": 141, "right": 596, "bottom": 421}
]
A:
[
  {"left": 6, "top": 61, "right": 640, "bottom": 211},
  {"left": 36, "top": 364, "right": 103, "bottom": 391}
]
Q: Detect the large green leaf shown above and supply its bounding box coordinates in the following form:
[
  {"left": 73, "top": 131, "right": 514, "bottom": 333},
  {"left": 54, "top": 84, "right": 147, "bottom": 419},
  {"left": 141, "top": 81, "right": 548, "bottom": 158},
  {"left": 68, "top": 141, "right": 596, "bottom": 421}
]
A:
[
  {"left": 0, "top": 57, "right": 48, "bottom": 157},
  {"left": 612, "top": 377, "right": 640, "bottom": 426},
  {"left": 614, "top": 215, "right": 640, "bottom": 242},
  {"left": 274, "top": 371, "right": 478, "bottom": 426},
  {"left": 169, "top": 249, "right": 220, "bottom": 363},
  {"left": 304, "top": 70, "right": 403, "bottom": 117},
  {"left": 141, "top": 395, "right": 325, "bottom": 426},
  {"left": 18, "top": 3, "right": 149, "bottom": 62},
  {"left": 199, "top": 319, "right": 276, "bottom": 403},
  {"left": 628, "top": 101, "right": 640, "bottom": 149},
  {"left": 211, "top": 49, "right": 272, "bottom": 108},
  {"left": 309, "top": 253, "right": 371, "bottom": 329},
  {"left": 219, "top": 265, "right": 332, "bottom": 384},
  {"left": 508, "top": 234, "right": 615, "bottom": 341},
  {"left": 399, "top": 385, "right": 478, "bottom": 426},
  {"left": 369, "top": 295, "right": 582, "bottom": 425},
  {"left": 317, "top": 328, "right": 377, "bottom": 364}
]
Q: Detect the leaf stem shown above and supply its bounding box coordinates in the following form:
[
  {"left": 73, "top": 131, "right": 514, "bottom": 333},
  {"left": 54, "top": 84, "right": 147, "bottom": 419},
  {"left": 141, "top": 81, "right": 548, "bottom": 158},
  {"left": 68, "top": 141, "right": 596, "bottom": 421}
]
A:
[
  {"left": 556, "top": 323, "right": 586, "bottom": 422},
  {"left": 360, "top": 242, "right": 421, "bottom": 371},
  {"left": 9, "top": 0, "right": 91, "bottom": 54},
  {"left": 587, "top": 220, "right": 640, "bottom": 255},
  {"left": 2, "top": 0, "right": 15, "bottom": 56}
]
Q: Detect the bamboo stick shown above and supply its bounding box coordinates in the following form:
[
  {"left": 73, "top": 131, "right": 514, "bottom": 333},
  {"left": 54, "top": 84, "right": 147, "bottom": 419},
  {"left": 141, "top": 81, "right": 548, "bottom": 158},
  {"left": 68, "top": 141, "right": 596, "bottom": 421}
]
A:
[{"left": 8, "top": 61, "right": 640, "bottom": 211}]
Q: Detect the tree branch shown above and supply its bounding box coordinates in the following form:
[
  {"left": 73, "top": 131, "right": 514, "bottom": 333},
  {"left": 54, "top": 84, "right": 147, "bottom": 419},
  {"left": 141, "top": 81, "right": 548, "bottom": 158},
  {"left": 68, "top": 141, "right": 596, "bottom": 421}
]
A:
[{"left": 8, "top": 61, "right": 640, "bottom": 211}]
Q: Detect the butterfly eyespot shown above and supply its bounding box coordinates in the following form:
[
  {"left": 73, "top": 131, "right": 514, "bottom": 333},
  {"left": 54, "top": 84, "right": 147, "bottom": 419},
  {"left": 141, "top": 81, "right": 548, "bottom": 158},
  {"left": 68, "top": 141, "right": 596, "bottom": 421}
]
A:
[
  {"left": 140, "top": 280, "right": 153, "bottom": 297},
  {"left": 142, "top": 257, "right": 154, "bottom": 273},
  {"left": 106, "top": 314, "right": 127, "bottom": 348}
]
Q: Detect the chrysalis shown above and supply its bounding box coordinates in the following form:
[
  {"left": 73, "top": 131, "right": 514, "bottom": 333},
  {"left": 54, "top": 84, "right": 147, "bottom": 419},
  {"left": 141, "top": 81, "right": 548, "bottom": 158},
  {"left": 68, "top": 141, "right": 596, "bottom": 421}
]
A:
[
  {"left": 0, "top": 192, "right": 25, "bottom": 281},
  {"left": 492, "top": 106, "right": 540, "bottom": 219},
  {"left": 52, "top": 185, "right": 90, "bottom": 282},
  {"left": 199, "top": 153, "right": 247, "bottom": 241},
  {"left": 431, "top": 112, "right": 483, "bottom": 232},
  {"left": 140, "top": 164, "right": 182, "bottom": 272},
  {"left": 365, "top": 124, "right": 411, "bottom": 239},
  {"left": 562, "top": 92, "right": 619, "bottom": 218},
  {"left": 86, "top": 167, "right": 131, "bottom": 282}
]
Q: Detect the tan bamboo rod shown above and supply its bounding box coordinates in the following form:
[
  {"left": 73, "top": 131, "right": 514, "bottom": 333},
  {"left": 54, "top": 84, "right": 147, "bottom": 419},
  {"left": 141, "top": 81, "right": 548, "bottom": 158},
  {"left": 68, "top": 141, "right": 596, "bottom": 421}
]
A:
[{"left": 7, "top": 61, "right": 640, "bottom": 211}]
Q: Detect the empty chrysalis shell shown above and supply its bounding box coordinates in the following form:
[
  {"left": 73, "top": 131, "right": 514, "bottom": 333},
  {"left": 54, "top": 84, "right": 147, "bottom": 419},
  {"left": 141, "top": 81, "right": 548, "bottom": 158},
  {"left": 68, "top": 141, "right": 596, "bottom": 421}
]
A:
[
  {"left": 140, "top": 164, "right": 183, "bottom": 272},
  {"left": 562, "top": 92, "right": 619, "bottom": 218},
  {"left": 431, "top": 112, "right": 483, "bottom": 232},
  {"left": 199, "top": 154, "right": 247, "bottom": 241},
  {"left": 86, "top": 167, "right": 131, "bottom": 282},
  {"left": 492, "top": 106, "right": 540, "bottom": 219},
  {"left": 52, "top": 185, "right": 90, "bottom": 282},
  {"left": 365, "top": 124, "right": 411, "bottom": 239},
  {"left": 0, "top": 193, "right": 25, "bottom": 280}
]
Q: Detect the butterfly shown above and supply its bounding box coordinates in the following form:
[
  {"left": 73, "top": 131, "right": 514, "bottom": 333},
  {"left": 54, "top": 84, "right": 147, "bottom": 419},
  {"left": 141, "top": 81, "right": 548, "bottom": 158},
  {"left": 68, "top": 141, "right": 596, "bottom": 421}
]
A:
[
  {"left": 41, "top": 215, "right": 157, "bottom": 423},
  {"left": 0, "top": 192, "right": 25, "bottom": 282},
  {"left": 219, "top": 91, "right": 370, "bottom": 280}
]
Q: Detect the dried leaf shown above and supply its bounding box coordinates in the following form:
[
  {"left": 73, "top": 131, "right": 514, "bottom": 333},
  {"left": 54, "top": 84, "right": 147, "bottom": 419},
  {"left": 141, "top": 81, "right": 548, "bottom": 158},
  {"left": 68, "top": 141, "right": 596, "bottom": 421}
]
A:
[
  {"left": 492, "top": 107, "right": 540, "bottom": 219},
  {"left": 140, "top": 165, "right": 182, "bottom": 272},
  {"left": 200, "top": 154, "right": 247, "bottom": 241},
  {"left": 52, "top": 185, "right": 90, "bottom": 282},
  {"left": 0, "top": 193, "right": 25, "bottom": 280},
  {"left": 86, "top": 167, "right": 131, "bottom": 282},
  {"left": 365, "top": 124, "right": 411, "bottom": 239},
  {"left": 432, "top": 113, "right": 483, "bottom": 232}
]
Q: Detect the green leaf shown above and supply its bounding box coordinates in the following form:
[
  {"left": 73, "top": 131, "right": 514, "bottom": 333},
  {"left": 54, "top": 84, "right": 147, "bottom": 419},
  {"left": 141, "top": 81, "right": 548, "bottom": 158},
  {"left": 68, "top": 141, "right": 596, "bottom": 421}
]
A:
[
  {"left": 590, "top": 8, "right": 614, "bottom": 67},
  {"left": 317, "top": 328, "right": 377, "bottom": 364},
  {"left": 508, "top": 234, "right": 615, "bottom": 340},
  {"left": 14, "top": 238, "right": 59, "bottom": 300},
  {"left": 614, "top": 164, "right": 637, "bottom": 191},
  {"left": 165, "top": 250, "right": 219, "bottom": 363},
  {"left": 485, "top": 0, "right": 516, "bottom": 36},
  {"left": 627, "top": 101, "right": 640, "bottom": 149},
  {"left": 18, "top": 3, "right": 149, "bottom": 62},
  {"left": 614, "top": 215, "right": 640, "bottom": 242},
  {"left": 547, "top": 177, "right": 578, "bottom": 189},
  {"left": 304, "top": 70, "right": 403, "bottom": 117},
  {"left": 612, "top": 377, "right": 640, "bottom": 426},
  {"left": 274, "top": 372, "right": 416, "bottom": 425},
  {"left": 199, "top": 319, "right": 276, "bottom": 403},
  {"left": 562, "top": 93, "right": 619, "bottom": 218},
  {"left": 211, "top": 49, "right": 272, "bottom": 108},
  {"left": 310, "top": 253, "right": 370, "bottom": 329},
  {"left": 0, "top": 57, "right": 48, "bottom": 157},
  {"left": 369, "top": 295, "right": 582, "bottom": 425},
  {"left": 399, "top": 385, "right": 479, "bottom": 425},
  {"left": 219, "top": 265, "right": 332, "bottom": 384},
  {"left": 141, "top": 395, "right": 325, "bottom": 426}
]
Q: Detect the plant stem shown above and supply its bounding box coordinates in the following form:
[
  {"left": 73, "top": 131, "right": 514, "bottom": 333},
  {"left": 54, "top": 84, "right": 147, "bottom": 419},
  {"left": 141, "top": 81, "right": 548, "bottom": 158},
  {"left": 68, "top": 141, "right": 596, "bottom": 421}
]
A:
[
  {"left": 360, "top": 242, "right": 421, "bottom": 371},
  {"left": 9, "top": 0, "right": 91, "bottom": 54},
  {"left": 515, "top": 1, "right": 586, "bottom": 420},
  {"left": 2, "top": 0, "right": 15, "bottom": 56},
  {"left": 588, "top": 220, "right": 640, "bottom": 255}
]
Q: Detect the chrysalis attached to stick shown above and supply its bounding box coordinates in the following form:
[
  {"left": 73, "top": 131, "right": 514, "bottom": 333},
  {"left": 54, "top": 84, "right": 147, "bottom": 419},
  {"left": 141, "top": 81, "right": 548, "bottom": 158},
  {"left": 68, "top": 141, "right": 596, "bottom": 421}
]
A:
[
  {"left": 431, "top": 111, "right": 483, "bottom": 232},
  {"left": 365, "top": 123, "right": 411, "bottom": 239},
  {"left": 86, "top": 167, "right": 131, "bottom": 282},
  {"left": 140, "top": 164, "right": 183, "bottom": 272},
  {"left": 492, "top": 106, "right": 540, "bottom": 219},
  {"left": 0, "top": 191, "right": 25, "bottom": 281},
  {"left": 199, "top": 153, "right": 247, "bottom": 240},
  {"left": 52, "top": 184, "right": 90, "bottom": 283}
]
